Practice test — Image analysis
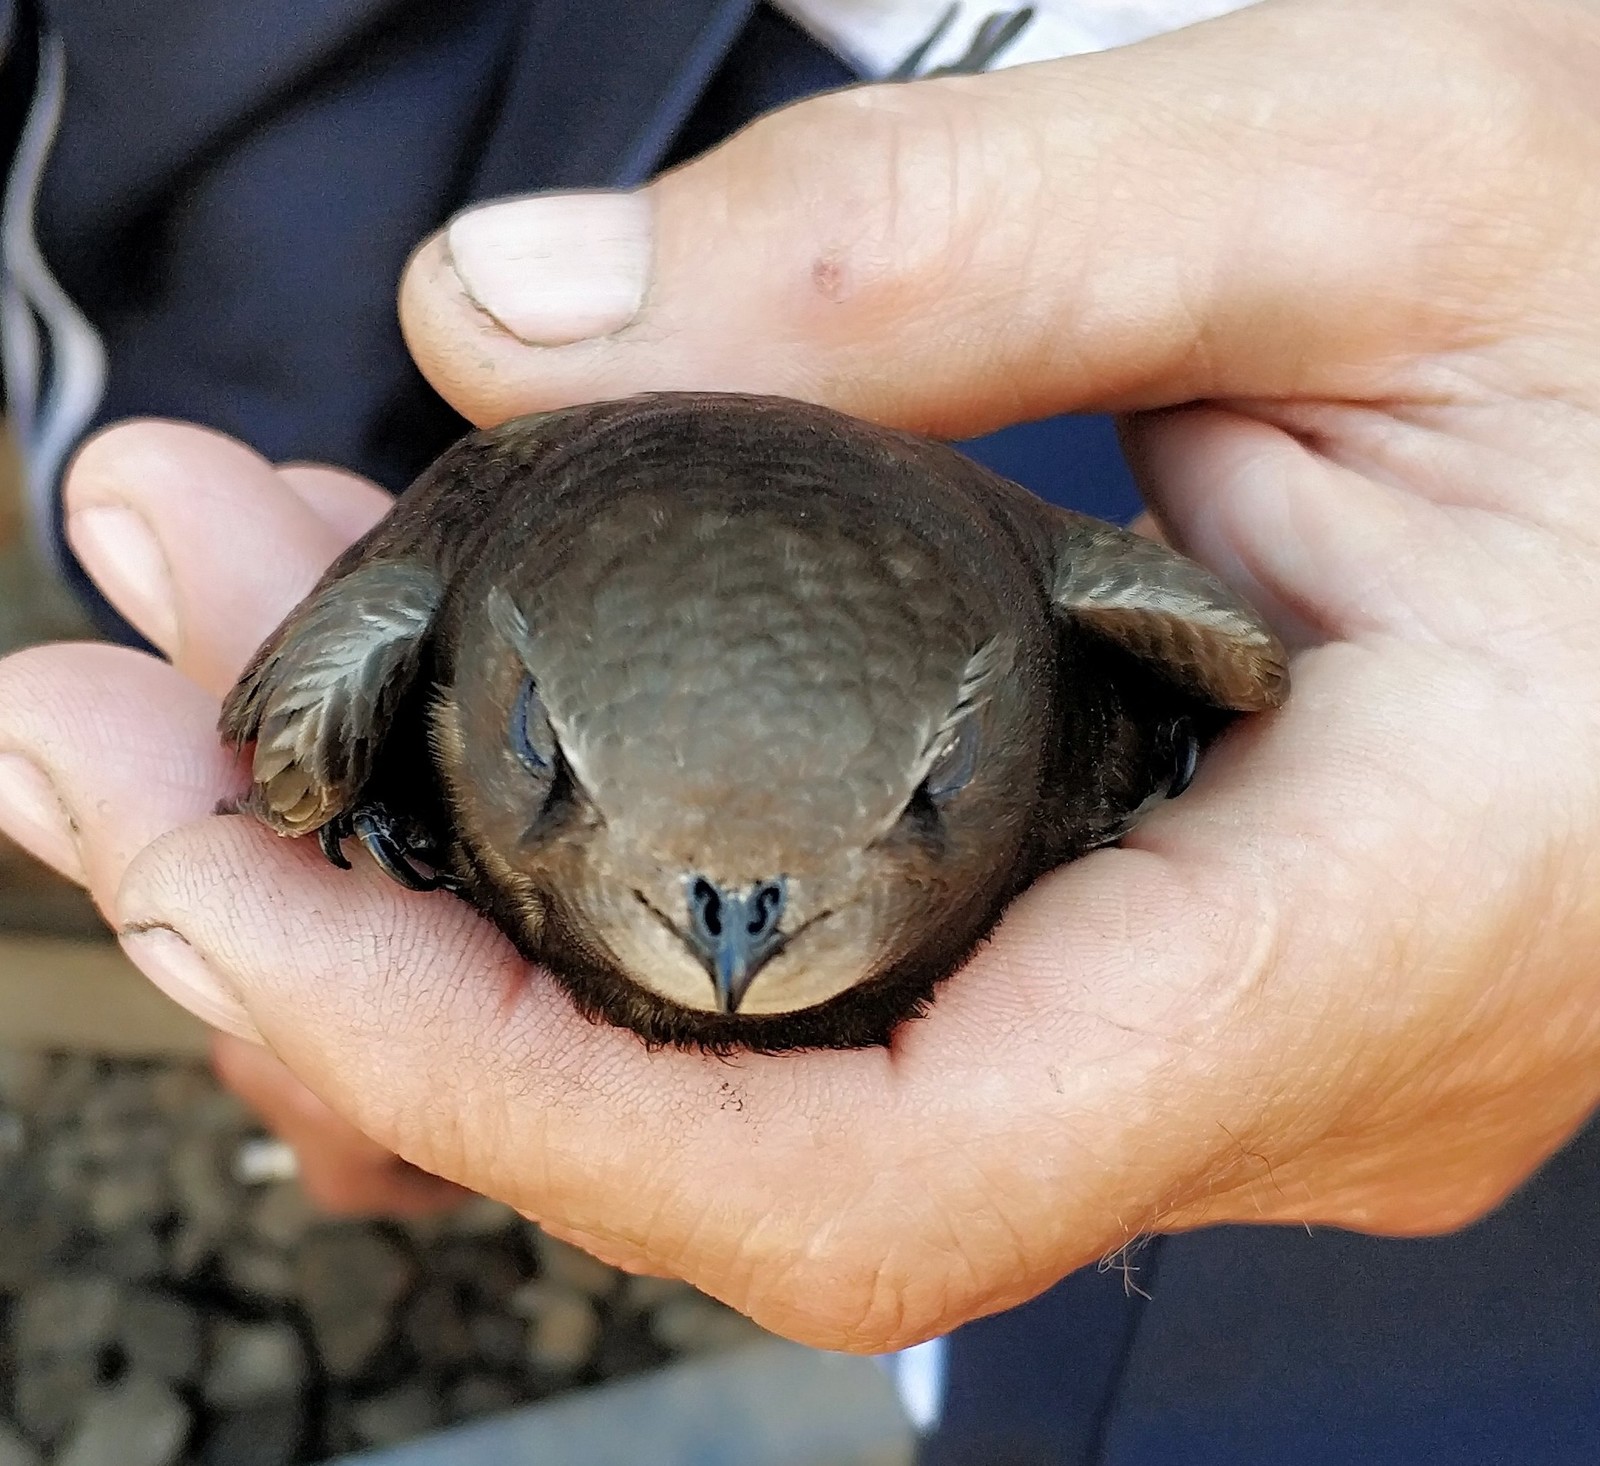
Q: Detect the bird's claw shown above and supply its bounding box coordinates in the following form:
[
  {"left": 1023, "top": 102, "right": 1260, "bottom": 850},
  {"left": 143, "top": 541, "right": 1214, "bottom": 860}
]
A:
[
  {"left": 318, "top": 820, "right": 354, "bottom": 870},
  {"left": 317, "top": 806, "right": 460, "bottom": 893}
]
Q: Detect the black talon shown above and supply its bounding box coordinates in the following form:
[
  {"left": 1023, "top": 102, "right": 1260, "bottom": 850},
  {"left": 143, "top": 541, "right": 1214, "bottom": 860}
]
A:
[
  {"left": 316, "top": 806, "right": 453, "bottom": 891},
  {"left": 351, "top": 809, "right": 447, "bottom": 893},
  {"left": 319, "top": 819, "right": 353, "bottom": 870}
]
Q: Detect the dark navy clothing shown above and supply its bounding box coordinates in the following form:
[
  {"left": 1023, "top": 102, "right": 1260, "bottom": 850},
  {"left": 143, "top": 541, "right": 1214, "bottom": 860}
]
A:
[
  {"left": 1100, "top": 1118, "right": 1600, "bottom": 1465},
  {"left": 2, "top": 4, "right": 1595, "bottom": 1461},
  {"left": 929, "top": 1116, "right": 1600, "bottom": 1466}
]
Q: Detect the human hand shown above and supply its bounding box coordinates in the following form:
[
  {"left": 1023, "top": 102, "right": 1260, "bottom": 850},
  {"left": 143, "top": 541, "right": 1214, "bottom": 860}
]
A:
[
  {"left": 3, "top": 0, "right": 1600, "bottom": 1350},
  {"left": 210, "top": 1031, "right": 468, "bottom": 1216}
]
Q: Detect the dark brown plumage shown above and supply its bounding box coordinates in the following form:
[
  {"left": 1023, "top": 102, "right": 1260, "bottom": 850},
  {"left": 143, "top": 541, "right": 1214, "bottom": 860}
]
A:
[{"left": 220, "top": 393, "right": 1287, "bottom": 1052}]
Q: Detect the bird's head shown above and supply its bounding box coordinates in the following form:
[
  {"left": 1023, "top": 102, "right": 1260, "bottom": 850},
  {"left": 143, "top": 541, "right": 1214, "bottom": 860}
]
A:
[{"left": 432, "top": 494, "right": 1050, "bottom": 1028}]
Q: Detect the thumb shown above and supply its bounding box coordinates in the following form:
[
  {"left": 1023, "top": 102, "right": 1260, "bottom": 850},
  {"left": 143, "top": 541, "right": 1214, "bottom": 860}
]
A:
[{"left": 398, "top": 0, "right": 1553, "bottom": 437}]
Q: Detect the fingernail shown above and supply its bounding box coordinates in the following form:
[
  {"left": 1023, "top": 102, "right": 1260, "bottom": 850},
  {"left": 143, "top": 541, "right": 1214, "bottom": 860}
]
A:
[
  {"left": 0, "top": 753, "right": 86, "bottom": 883},
  {"left": 67, "top": 505, "right": 180, "bottom": 651},
  {"left": 445, "top": 192, "right": 652, "bottom": 346},
  {"left": 120, "top": 924, "right": 263, "bottom": 1044}
]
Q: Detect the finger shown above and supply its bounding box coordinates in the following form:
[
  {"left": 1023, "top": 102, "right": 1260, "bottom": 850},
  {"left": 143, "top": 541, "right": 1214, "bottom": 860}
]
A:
[
  {"left": 527, "top": 1218, "right": 673, "bottom": 1279},
  {"left": 211, "top": 1033, "right": 468, "bottom": 1216},
  {"left": 399, "top": 0, "right": 1578, "bottom": 435},
  {"left": 1120, "top": 405, "right": 1548, "bottom": 653},
  {"left": 0, "top": 643, "right": 240, "bottom": 902},
  {"left": 64, "top": 421, "right": 377, "bottom": 694},
  {"left": 276, "top": 465, "right": 395, "bottom": 542},
  {"left": 0, "top": 642, "right": 257, "bottom": 1036}
]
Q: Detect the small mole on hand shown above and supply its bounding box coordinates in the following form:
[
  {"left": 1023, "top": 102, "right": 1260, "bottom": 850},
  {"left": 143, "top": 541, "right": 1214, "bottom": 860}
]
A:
[{"left": 811, "top": 252, "right": 847, "bottom": 301}]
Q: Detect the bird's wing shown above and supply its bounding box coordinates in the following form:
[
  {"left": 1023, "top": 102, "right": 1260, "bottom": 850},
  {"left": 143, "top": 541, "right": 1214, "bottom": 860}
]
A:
[
  {"left": 219, "top": 560, "right": 442, "bottom": 835},
  {"left": 1045, "top": 512, "right": 1288, "bottom": 711}
]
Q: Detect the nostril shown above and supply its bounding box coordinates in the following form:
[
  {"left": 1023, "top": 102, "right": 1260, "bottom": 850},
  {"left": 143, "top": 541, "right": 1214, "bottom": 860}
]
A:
[
  {"left": 746, "top": 879, "right": 786, "bottom": 938},
  {"left": 689, "top": 877, "right": 723, "bottom": 940},
  {"left": 685, "top": 875, "right": 787, "bottom": 951}
]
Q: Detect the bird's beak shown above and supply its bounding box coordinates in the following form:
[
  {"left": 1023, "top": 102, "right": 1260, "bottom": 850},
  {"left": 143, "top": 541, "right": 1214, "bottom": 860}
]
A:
[
  {"left": 711, "top": 929, "right": 781, "bottom": 1014},
  {"left": 681, "top": 875, "right": 789, "bottom": 1014},
  {"left": 713, "top": 944, "right": 752, "bottom": 1014}
]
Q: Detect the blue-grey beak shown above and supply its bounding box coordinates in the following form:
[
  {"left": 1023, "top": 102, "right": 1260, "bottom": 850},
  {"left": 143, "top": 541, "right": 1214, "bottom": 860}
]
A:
[{"left": 685, "top": 875, "right": 788, "bottom": 1013}]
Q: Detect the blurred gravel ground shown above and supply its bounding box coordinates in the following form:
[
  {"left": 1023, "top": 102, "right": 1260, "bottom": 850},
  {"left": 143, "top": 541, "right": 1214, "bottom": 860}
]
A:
[{"left": 0, "top": 1049, "right": 771, "bottom": 1466}]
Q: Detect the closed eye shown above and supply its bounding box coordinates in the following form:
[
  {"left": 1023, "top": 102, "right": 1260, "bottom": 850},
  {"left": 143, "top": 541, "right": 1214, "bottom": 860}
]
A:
[
  {"left": 924, "top": 716, "right": 980, "bottom": 802},
  {"left": 875, "top": 715, "right": 982, "bottom": 859},
  {"left": 507, "top": 673, "right": 592, "bottom": 845},
  {"left": 511, "top": 674, "right": 555, "bottom": 772}
]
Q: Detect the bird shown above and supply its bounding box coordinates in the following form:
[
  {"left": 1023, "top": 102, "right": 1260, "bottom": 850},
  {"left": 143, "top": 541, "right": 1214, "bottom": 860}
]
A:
[{"left": 220, "top": 392, "right": 1288, "bottom": 1052}]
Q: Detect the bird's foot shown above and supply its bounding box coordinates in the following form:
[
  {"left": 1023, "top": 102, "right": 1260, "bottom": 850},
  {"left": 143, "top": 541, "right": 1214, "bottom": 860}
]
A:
[{"left": 318, "top": 805, "right": 461, "bottom": 894}]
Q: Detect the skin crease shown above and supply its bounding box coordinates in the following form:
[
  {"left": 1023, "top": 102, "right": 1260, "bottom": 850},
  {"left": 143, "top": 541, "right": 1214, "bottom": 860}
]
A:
[{"left": 1, "top": 0, "right": 1599, "bottom": 1349}]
